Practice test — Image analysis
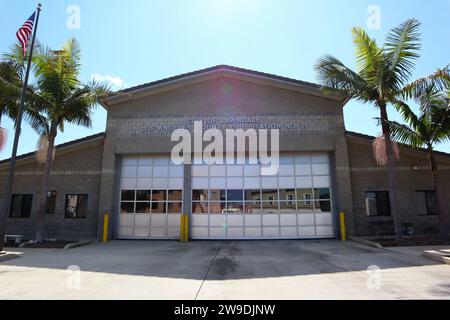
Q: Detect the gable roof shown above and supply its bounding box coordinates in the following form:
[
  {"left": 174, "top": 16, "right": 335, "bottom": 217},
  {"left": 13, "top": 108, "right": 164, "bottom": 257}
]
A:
[{"left": 100, "top": 65, "right": 348, "bottom": 107}]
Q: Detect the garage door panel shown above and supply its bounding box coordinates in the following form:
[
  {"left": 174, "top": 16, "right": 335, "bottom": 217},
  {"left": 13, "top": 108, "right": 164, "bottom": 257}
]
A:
[
  {"left": 227, "top": 177, "right": 243, "bottom": 189},
  {"left": 150, "top": 228, "right": 166, "bottom": 237},
  {"left": 122, "top": 178, "right": 137, "bottom": 189},
  {"left": 315, "top": 213, "right": 333, "bottom": 225},
  {"left": 298, "top": 214, "right": 315, "bottom": 225},
  {"left": 168, "top": 178, "right": 183, "bottom": 189},
  {"left": 151, "top": 214, "right": 166, "bottom": 227},
  {"left": 137, "top": 178, "right": 152, "bottom": 189},
  {"left": 280, "top": 214, "right": 296, "bottom": 226},
  {"left": 262, "top": 214, "right": 279, "bottom": 226},
  {"left": 227, "top": 227, "right": 244, "bottom": 237},
  {"left": 298, "top": 226, "right": 315, "bottom": 237},
  {"left": 244, "top": 177, "right": 260, "bottom": 188},
  {"left": 153, "top": 178, "right": 168, "bottom": 189},
  {"left": 134, "top": 214, "right": 150, "bottom": 227},
  {"left": 312, "top": 175, "right": 330, "bottom": 188},
  {"left": 295, "top": 176, "right": 312, "bottom": 188},
  {"left": 119, "top": 214, "right": 134, "bottom": 226},
  {"left": 281, "top": 227, "right": 297, "bottom": 237},
  {"left": 119, "top": 227, "right": 133, "bottom": 238},
  {"left": 245, "top": 228, "right": 262, "bottom": 237},
  {"left": 263, "top": 227, "right": 279, "bottom": 237},
  {"left": 210, "top": 215, "right": 226, "bottom": 226},
  {"left": 191, "top": 214, "right": 208, "bottom": 226},
  {"left": 167, "top": 214, "right": 181, "bottom": 227},
  {"left": 316, "top": 226, "right": 334, "bottom": 237},
  {"left": 191, "top": 227, "right": 208, "bottom": 238},
  {"left": 245, "top": 214, "right": 261, "bottom": 226},
  {"left": 167, "top": 227, "right": 180, "bottom": 238},
  {"left": 209, "top": 227, "right": 226, "bottom": 237},
  {"left": 134, "top": 227, "right": 150, "bottom": 237},
  {"left": 227, "top": 215, "right": 244, "bottom": 226}
]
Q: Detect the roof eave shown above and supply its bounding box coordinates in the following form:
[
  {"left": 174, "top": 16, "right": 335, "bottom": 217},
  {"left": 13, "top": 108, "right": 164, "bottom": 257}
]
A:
[{"left": 101, "top": 66, "right": 347, "bottom": 107}]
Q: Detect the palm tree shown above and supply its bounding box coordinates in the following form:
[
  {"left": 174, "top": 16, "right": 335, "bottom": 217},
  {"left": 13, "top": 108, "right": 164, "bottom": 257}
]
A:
[
  {"left": 380, "top": 86, "right": 450, "bottom": 239},
  {"left": 383, "top": 67, "right": 450, "bottom": 239},
  {"left": 0, "top": 43, "right": 37, "bottom": 151},
  {"left": 22, "top": 38, "right": 110, "bottom": 242},
  {"left": 314, "top": 19, "right": 422, "bottom": 240}
]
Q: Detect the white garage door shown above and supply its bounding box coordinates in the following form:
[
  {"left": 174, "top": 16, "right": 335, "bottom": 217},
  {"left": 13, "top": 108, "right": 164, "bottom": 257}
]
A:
[
  {"left": 190, "top": 154, "right": 334, "bottom": 239},
  {"left": 118, "top": 156, "right": 184, "bottom": 239}
]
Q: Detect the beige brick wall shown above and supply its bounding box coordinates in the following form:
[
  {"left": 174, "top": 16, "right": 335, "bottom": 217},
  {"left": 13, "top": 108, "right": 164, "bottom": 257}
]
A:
[
  {"left": 346, "top": 134, "right": 450, "bottom": 236},
  {"left": 0, "top": 137, "right": 104, "bottom": 240}
]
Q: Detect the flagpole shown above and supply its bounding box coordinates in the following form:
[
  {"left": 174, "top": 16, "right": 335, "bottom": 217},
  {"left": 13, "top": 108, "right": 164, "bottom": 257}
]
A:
[{"left": 0, "top": 3, "right": 42, "bottom": 253}]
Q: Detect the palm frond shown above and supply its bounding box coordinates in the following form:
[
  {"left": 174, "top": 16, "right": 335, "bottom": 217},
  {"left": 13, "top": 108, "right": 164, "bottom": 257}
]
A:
[
  {"left": 376, "top": 118, "right": 423, "bottom": 148},
  {"left": 351, "top": 27, "right": 382, "bottom": 81},
  {"left": 401, "top": 66, "right": 450, "bottom": 100},
  {"left": 384, "top": 18, "right": 421, "bottom": 89},
  {"left": 392, "top": 100, "right": 420, "bottom": 129},
  {"left": 314, "top": 55, "right": 375, "bottom": 102}
]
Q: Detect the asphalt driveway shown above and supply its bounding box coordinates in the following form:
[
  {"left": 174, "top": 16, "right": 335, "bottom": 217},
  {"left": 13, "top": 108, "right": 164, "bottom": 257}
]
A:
[{"left": 0, "top": 240, "right": 449, "bottom": 299}]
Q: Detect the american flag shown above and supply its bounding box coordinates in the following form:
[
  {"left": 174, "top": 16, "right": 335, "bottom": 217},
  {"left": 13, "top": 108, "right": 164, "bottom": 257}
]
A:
[{"left": 16, "top": 12, "right": 36, "bottom": 56}]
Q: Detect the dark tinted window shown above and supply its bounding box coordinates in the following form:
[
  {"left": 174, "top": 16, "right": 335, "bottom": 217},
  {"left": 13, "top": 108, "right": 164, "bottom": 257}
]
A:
[
  {"left": 46, "top": 191, "right": 56, "bottom": 214},
  {"left": 10, "top": 194, "right": 33, "bottom": 218},
  {"left": 65, "top": 194, "right": 88, "bottom": 218},
  {"left": 365, "top": 191, "right": 390, "bottom": 216}
]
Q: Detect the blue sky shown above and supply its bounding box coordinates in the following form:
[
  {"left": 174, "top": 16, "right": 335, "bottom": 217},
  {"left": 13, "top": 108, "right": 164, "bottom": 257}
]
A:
[{"left": 1, "top": 0, "right": 449, "bottom": 160}]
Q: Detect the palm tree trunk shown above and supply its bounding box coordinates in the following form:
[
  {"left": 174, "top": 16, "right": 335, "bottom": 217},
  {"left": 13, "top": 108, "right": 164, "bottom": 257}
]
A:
[
  {"left": 428, "top": 150, "right": 450, "bottom": 240},
  {"left": 35, "top": 136, "right": 55, "bottom": 242},
  {"left": 379, "top": 104, "right": 403, "bottom": 240}
]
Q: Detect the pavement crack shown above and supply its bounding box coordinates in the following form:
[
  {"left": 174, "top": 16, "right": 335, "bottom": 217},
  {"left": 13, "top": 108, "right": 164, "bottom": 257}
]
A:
[{"left": 195, "top": 241, "right": 223, "bottom": 300}]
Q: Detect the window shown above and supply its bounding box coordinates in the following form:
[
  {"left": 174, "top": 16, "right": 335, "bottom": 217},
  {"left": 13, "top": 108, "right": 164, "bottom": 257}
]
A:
[
  {"left": 303, "top": 193, "right": 312, "bottom": 205},
  {"left": 365, "top": 191, "right": 390, "bottom": 216},
  {"left": 415, "top": 190, "right": 437, "bottom": 215},
  {"left": 65, "top": 194, "right": 88, "bottom": 218},
  {"left": 10, "top": 194, "right": 33, "bottom": 218},
  {"left": 287, "top": 194, "right": 294, "bottom": 205},
  {"left": 46, "top": 191, "right": 56, "bottom": 214},
  {"left": 121, "top": 189, "right": 183, "bottom": 214}
]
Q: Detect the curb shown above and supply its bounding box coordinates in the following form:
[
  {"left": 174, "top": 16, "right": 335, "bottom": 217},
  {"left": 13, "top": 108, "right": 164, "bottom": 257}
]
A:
[
  {"left": 349, "top": 236, "right": 384, "bottom": 249},
  {"left": 63, "top": 239, "right": 96, "bottom": 250},
  {"left": 0, "top": 252, "right": 22, "bottom": 263},
  {"left": 423, "top": 250, "right": 450, "bottom": 265}
]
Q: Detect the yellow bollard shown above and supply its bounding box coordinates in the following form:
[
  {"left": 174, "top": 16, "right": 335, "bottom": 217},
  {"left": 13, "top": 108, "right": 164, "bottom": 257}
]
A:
[
  {"left": 339, "top": 211, "right": 346, "bottom": 241},
  {"left": 102, "top": 213, "right": 109, "bottom": 243},
  {"left": 183, "top": 214, "right": 189, "bottom": 242},
  {"left": 180, "top": 213, "right": 185, "bottom": 242}
]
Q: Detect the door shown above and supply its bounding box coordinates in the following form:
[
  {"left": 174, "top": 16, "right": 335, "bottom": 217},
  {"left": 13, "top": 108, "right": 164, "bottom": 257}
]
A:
[
  {"left": 118, "top": 156, "right": 184, "bottom": 239},
  {"left": 190, "top": 153, "right": 334, "bottom": 239}
]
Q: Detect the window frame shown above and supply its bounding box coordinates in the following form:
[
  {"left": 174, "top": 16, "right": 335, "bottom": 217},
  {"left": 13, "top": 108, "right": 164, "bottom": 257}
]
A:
[
  {"left": 9, "top": 194, "right": 33, "bottom": 218},
  {"left": 415, "top": 190, "right": 438, "bottom": 216},
  {"left": 65, "top": 194, "right": 89, "bottom": 219},
  {"left": 303, "top": 193, "right": 312, "bottom": 206},
  {"left": 365, "top": 191, "right": 391, "bottom": 217},
  {"left": 46, "top": 190, "right": 57, "bottom": 214}
]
